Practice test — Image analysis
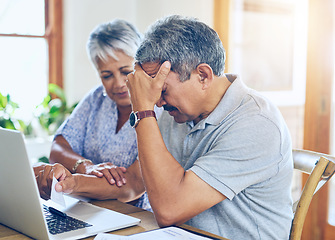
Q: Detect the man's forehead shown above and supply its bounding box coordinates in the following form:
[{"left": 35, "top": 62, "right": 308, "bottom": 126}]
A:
[{"left": 140, "top": 62, "right": 162, "bottom": 77}]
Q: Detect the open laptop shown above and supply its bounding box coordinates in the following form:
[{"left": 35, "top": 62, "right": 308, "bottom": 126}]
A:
[{"left": 0, "top": 128, "right": 140, "bottom": 240}]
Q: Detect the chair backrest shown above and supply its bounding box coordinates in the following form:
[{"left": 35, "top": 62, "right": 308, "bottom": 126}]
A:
[{"left": 290, "top": 149, "right": 335, "bottom": 240}]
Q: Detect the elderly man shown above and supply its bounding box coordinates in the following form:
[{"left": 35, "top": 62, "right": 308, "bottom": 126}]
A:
[{"left": 126, "top": 15, "right": 293, "bottom": 239}]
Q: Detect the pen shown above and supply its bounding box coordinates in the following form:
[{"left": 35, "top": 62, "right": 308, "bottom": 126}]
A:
[{"left": 48, "top": 206, "right": 67, "bottom": 218}]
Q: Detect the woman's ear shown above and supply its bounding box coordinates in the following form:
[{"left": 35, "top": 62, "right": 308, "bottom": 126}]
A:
[{"left": 196, "top": 63, "right": 214, "bottom": 90}]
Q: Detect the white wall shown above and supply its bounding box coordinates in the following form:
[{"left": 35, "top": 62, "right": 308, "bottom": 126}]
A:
[
  {"left": 63, "top": 0, "right": 137, "bottom": 104},
  {"left": 63, "top": 0, "right": 214, "bottom": 104},
  {"left": 134, "top": 0, "right": 213, "bottom": 33}
]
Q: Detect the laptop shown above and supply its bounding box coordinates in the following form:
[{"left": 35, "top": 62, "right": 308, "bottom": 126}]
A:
[{"left": 0, "top": 128, "right": 140, "bottom": 240}]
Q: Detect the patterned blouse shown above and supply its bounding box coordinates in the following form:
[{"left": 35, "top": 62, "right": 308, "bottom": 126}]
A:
[{"left": 55, "top": 85, "right": 161, "bottom": 210}]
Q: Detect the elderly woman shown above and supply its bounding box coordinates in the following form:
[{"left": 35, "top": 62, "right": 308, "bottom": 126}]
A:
[{"left": 48, "top": 19, "right": 159, "bottom": 210}]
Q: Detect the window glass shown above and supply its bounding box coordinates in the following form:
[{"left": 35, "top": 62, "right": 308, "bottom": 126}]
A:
[
  {"left": 0, "top": 0, "right": 45, "bottom": 35},
  {"left": 0, "top": 0, "right": 47, "bottom": 125},
  {"left": 0, "top": 37, "right": 48, "bottom": 121}
]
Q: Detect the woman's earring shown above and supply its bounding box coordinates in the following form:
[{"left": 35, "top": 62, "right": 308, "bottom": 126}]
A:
[{"left": 103, "top": 88, "right": 107, "bottom": 96}]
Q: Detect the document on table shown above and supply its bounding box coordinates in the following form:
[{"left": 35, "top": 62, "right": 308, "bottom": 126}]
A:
[
  {"left": 50, "top": 175, "right": 66, "bottom": 207},
  {"left": 94, "top": 226, "right": 212, "bottom": 240}
]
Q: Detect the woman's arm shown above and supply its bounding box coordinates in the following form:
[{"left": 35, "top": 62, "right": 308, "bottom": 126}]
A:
[
  {"left": 49, "top": 135, "right": 90, "bottom": 173},
  {"left": 49, "top": 135, "right": 127, "bottom": 186}
]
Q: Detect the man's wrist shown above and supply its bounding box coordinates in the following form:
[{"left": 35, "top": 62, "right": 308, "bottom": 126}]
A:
[
  {"left": 129, "top": 110, "right": 156, "bottom": 128},
  {"left": 131, "top": 102, "right": 155, "bottom": 112},
  {"left": 71, "top": 174, "right": 81, "bottom": 194}
]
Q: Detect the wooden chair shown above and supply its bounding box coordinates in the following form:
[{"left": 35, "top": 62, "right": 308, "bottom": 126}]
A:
[{"left": 290, "top": 149, "right": 335, "bottom": 240}]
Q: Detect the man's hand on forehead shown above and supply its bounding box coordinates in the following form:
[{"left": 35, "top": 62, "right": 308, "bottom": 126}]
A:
[
  {"left": 134, "top": 61, "right": 165, "bottom": 78},
  {"left": 126, "top": 61, "right": 171, "bottom": 111}
]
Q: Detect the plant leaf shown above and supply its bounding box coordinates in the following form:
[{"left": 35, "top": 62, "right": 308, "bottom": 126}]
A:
[
  {"left": 48, "top": 84, "right": 66, "bottom": 105},
  {"left": 0, "top": 92, "right": 7, "bottom": 109}
]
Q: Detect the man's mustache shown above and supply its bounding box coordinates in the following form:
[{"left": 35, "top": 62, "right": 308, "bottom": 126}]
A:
[{"left": 163, "top": 105, "right": 178, "bottom": 111}]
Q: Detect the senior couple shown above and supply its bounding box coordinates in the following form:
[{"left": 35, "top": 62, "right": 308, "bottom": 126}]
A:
[{"left": 34, "top": 15, "right": 293, "bottom": 239}]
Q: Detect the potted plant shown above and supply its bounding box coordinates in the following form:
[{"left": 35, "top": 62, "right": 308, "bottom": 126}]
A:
[
  {"left": 1, "top": 85, "right": 78, "bottom": 163},
  {"left": 35, "top": 83, "right": 78, "bottom": 135},
  {"left": 0, "top": 92, "right": 33, "bottom": 135},
  {"left": 29, "top": 84, "right": 78, "bottom": 163}
]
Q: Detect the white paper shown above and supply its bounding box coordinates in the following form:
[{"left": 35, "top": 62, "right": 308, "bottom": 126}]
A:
[
  {"left": 94, "top": 233, "right": 128, "bottom": 240},
  {"left": 50, "top": 175, "right": 66, "bottom": 207},
  {"left": 94, "top": 227, "right": 212, "bottom": 240}
]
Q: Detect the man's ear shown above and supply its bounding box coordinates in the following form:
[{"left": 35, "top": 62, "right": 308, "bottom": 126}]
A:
[{"left": 196, "top": 63, "right": 214, "bottom": 90}]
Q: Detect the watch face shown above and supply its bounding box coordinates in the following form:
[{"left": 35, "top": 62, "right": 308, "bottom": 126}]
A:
[
  {"left": 129, "top": 110, "right": 156, "bottom": 128},
  {"left": 129, "top": 112, "right": 136, "bottom": 127}
]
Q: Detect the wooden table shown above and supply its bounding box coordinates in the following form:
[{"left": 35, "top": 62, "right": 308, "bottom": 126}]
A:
[{"left": 0, "top": 199, "right": 228, "bottom": 239}]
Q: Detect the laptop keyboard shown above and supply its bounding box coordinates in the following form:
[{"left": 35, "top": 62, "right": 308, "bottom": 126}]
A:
[{"left": 43, "top": 205, "right": 93, "bottom": 235}]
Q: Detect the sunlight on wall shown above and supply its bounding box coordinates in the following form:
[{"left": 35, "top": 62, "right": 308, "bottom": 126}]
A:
[{"left": 328, "top": 20, "right": 335, "bottom": 225}]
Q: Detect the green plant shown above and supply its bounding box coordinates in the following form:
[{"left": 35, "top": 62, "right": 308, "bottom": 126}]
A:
[
  {"left": 35, "top": 83, "right": 78, "bottom": 135},
  {"left": 0, "top": 92, "right": 32, "bottom": 135}
]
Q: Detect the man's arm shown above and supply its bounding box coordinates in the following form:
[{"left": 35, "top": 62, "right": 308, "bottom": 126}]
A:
[
  {"left": 67, "top": 160, "right": 144, "bottom": 202},
  {"left": 127, "top": 63, "right": 226, "bottom": 227},
  {"left": 135, "top": 119, "right": 226, "bottom": 226},
  {"left": 34, "top": 160, "right": 145, "bottom": 203}
]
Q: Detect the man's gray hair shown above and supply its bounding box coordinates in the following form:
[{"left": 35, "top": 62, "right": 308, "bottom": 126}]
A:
[
  {"left": 136, "top": 15, "right": 225, "bottom": 82},
  {"left": 87, "top": 19, "right": 142, "bottom": 69}
]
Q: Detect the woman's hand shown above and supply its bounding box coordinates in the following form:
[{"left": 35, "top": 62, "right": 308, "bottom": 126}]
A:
[
  {"left": 85, "top": 163, "right": 127, "bottom": 187},
  {"left": 34, "top": 163, "right": 71, "bottom": 200}
]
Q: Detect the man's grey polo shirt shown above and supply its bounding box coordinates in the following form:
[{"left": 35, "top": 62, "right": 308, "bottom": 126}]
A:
[{"left": 158, "top": 74, "right": 293, "bottom": 239}]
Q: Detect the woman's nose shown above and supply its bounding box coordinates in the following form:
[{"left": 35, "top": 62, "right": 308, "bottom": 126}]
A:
[{"left": 115, "top": 75, "right": 127, "bottom": 87}]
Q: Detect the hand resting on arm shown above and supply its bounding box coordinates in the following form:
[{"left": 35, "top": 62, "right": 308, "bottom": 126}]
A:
[
  {"left": 33, "top": 160, "right": 145, "bottom": 203},
  {"left": 49, "top": 135, "right": 127, "bottom": 186}
]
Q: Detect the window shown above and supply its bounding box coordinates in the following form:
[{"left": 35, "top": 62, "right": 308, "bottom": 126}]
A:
[{"left": 0, "top": 0, "right": 62, "bottom": 123}]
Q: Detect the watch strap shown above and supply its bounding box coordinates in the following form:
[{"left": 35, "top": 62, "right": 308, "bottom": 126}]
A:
[
  {"left": 137, "top": 110, "right": 156, "bottom": 120},
  {"left": 130, "top": 110, "right": 156, "bottom": 128}
]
